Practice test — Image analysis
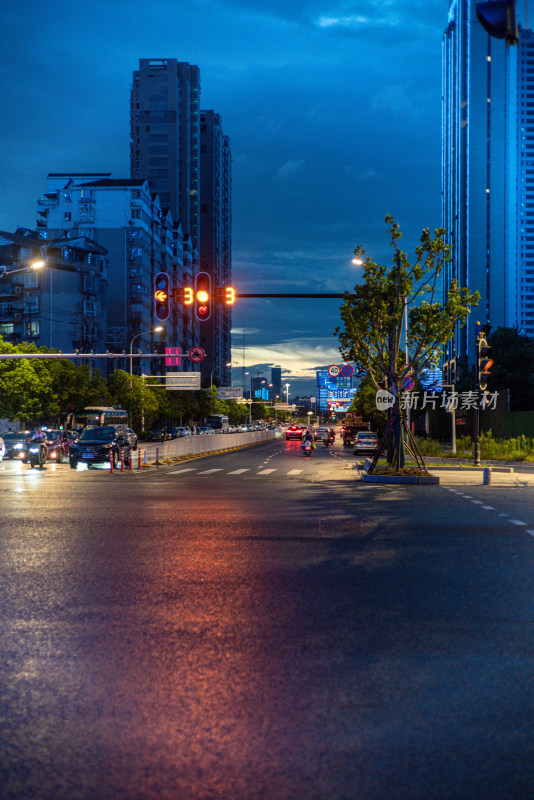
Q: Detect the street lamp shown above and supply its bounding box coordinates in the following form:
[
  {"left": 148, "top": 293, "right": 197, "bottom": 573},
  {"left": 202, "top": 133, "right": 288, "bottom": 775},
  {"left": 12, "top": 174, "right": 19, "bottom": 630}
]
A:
[
  {"left": 285, "top": 383, "right": 290, "bottom": 404},
  {"left": 129, "top": 325, "right": 163, "bottom": 385},
  {"left": 0, "top": 259, "right": 45, "bottom": 278}
]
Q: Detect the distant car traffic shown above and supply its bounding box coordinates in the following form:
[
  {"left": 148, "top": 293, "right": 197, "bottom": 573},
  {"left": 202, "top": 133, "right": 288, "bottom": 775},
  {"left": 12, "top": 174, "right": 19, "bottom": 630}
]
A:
[
  {"left": 148, "top": 429, "right": 167, "bottom": 442},
  {"left": 69, "top": 426, "right": 131, "bottom": 469},
  {"left": 285, "top": 425, "right": 304, "bottom": 440},
  {"left": 43, "top": 429, "right": 71, "bottom": 462},
  {"left": 353, "top": 431, "right": 379, "bottom": 455},
  {"left": 2, "top": 431, "right": 31, "bottom": 460},
  {"left": 196, "top": 426, "right": 215, "bottom": 435}
]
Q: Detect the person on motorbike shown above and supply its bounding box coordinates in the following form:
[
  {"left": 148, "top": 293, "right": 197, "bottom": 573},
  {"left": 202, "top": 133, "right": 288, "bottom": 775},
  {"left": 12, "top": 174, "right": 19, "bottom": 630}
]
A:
[
  {"left": 29, "top": 425, "right": 48, "bottom": 465},
  {"left": 302, "top": 429, "right": 315, "bottom": 452},
  {"left": 328, "top": 428, "right": 336, "bottom": 441}
]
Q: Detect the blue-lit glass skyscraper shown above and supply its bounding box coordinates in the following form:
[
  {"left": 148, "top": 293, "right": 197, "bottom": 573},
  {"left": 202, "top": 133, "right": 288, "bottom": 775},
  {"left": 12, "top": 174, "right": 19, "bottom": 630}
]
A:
[{"left": 442, "top": 0, "right": 534, "bottom": 377}]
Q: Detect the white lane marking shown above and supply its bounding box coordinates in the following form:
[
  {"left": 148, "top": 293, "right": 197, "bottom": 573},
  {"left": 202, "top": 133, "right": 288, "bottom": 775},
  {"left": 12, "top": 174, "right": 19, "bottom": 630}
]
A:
[
  {"left": 198, "top": 468, "right": 224, "bottom": 474},
  {"left": 482, "top": 505, "right": 495, "bottom": 510},
  {"left": 168, "top": 468, "right": 197, "bottom": 474},
  {"left": 228, "top": 469, "right": 250, "bottom": 474},
  {"left": 287, "top": 469, "right": 303, "bottom": 475},
  {"left": 527, "top": 530, "right": 534, "bottom": 537},
  {"left": 498, "top": 513, "right": 509, "bottom": 517},
  {"left": 257, "top": 469, "right": 276, "bottom": 475},
  {"left": 509, "top": 519, "right": 527, "bottom": 526},
  {"left": 471, "top": 500, "right": 484, "bottom": 505}
]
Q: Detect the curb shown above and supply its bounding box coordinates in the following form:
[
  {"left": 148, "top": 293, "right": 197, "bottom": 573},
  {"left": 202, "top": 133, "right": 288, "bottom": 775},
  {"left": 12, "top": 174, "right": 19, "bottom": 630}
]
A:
[{"left": 361, "top": 472, "right": 440, "bottom": 485}]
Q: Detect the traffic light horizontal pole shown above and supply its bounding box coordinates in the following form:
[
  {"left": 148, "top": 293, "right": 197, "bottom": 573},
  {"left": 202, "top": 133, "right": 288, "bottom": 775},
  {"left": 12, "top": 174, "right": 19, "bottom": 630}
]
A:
[
  {"left": 0, "top": 353, "right": 167, "bottom": 359},
  {"left": 236, "top": 293, "right": 346, "bottom": 298}
]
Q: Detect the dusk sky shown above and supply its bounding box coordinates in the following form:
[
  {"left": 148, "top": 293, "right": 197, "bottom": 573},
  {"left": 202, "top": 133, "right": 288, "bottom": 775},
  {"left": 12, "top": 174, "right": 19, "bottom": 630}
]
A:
[{"left": 0, "top": 0, "right": 446, "bottom": 395}]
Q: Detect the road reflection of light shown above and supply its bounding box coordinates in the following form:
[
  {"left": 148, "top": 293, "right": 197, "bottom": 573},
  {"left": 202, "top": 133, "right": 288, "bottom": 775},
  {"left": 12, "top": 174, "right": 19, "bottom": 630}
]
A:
[{"left": 77, "top": 462, "right": 89, "bottom": 471}]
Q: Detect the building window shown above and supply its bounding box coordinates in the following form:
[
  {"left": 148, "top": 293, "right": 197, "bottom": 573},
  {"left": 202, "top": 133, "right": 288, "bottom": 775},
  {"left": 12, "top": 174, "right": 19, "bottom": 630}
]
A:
[
  {"left": 84, "top": 300, "right": 96, "bottom": 316},
  {"left": 25, "top": 321, "right": 39, "bottom": 338},
  {"left": 23, "top": 272, "right": 38, "bottom": 288},
  {"left": 24, "top": 296, "right": 39, "bottom": 314},
  {"left": 0, "top": 323, "right": 14, "bottom": 336}
]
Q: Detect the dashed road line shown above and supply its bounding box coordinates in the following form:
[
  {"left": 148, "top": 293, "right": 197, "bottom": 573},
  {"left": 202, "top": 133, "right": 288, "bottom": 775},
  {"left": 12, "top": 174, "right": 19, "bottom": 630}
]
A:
[
  {"left": 257, "top": 469, "right": 276, "bottom": 475},
  {"left": 227, "top": 469, "right": 250, "bottom": 475},
  {"left": 509, "top": 519, "right": 527, "bottom": 526},
  {"left": 168, "top": 467, "right": 196, "bottom": 474},
  {"left": 198, "top": 468, "right": 224, "bottom": 474},
  {"left": 287, "top": 469, "right": 303, "bottom": 475}
]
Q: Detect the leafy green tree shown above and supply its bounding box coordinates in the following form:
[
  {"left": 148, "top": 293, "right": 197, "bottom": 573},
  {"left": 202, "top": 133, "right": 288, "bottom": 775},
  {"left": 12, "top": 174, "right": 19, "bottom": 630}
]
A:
[
  {"left": 106, "top": 370, "right": 159, "bottom": 430},
  {"left": 337, "top": 215, "right": 479, "bottom": 470},
  {"left": 0, "top": 338, "right": 57, "bottom": 423}
]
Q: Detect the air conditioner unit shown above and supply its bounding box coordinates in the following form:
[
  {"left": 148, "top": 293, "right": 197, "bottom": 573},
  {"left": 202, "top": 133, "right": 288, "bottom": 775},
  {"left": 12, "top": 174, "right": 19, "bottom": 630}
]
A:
[{"left": 14, "top": 286, "right": 22, "bottom": 295}]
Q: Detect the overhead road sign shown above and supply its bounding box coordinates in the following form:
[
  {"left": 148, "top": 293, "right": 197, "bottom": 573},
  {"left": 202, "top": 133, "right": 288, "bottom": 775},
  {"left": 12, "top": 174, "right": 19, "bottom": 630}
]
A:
[{"left": 165, "top": 373, "right": 201, "bottom": 390}]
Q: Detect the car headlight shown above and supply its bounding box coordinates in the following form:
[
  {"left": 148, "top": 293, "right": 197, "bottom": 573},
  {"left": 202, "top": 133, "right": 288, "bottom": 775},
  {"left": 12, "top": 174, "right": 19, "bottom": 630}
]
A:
[{"left": 14, "top": 443, "right": 23, "bottom": 449}]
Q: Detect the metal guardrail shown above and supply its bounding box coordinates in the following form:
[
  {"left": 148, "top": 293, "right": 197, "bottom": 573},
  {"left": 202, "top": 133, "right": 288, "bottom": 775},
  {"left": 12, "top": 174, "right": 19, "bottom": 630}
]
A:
[{"left": 136, "top": 429, "right": 279, "bottom": 465}]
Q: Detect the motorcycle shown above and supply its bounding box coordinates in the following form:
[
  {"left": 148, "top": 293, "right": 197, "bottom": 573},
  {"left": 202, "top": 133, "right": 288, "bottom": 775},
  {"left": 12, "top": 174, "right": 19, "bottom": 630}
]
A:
[
  {"left": 323, "top": 435, "right": 335, "bottom": 448},
  {"left": 28, "top": 441, "right": 47, "bottom": 469},
  {"left": 303, "top": 440, "right": 313, "bottom": 457}
]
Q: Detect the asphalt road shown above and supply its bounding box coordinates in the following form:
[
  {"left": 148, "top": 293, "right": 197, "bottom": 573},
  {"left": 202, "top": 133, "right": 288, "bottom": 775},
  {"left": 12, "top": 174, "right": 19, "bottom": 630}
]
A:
[{"left": 1, "top": 439, "right": 533, "bottom": 799}]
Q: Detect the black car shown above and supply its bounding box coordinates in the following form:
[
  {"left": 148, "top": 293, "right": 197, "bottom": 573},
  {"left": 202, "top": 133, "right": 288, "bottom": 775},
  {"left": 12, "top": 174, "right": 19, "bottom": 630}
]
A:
[
  {"left": 69, "top": 425, "right": 131, "bottom": 469},
  {"left": 2, "top": 431, "right": 31, "bottom": 460},
  {"left": 148, "top": 429, "right": 167, "bottom": 442}
]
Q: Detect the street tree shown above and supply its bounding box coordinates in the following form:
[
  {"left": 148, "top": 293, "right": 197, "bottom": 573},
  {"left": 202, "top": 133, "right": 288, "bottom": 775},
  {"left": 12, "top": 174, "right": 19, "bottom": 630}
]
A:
[{"left": 336, "top": 215, "right": 479, "bottom": 470}]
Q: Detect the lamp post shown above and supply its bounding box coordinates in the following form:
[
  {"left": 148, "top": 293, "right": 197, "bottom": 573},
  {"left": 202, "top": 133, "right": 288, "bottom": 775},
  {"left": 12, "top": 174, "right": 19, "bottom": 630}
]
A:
[
  {"left": 285, "top": 383, "right": 290, "bottom": 404},
  {"left": 129, "top": 326, "right": 163, "bottom": 386},
  {"left": 0, "top": 259, "right": 45, "bottom": 278}
]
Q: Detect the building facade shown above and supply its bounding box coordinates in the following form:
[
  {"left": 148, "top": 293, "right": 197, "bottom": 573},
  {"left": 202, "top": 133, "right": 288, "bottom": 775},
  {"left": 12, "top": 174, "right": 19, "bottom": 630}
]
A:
[
  {"left": 0, "top": 228, "right": 108, "bottom": 359},
  {"left": 442, "top": 1, "right": 534, "bottom": 376},
  {"left": 35, "top": 173, "right": 192, "bottom": 375},
  {"left": 130, "top": 59, "right": 201, "bottom": 248},
  {"left": 199, "top": 111, "right": 232, "bottom": 386}
]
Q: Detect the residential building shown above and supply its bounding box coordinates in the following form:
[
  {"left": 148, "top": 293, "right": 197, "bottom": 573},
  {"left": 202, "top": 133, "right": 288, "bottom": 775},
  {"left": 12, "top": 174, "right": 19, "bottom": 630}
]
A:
[
  {"left": 442, "top": 1, "right": 534, "bottom": 377},
  {"left": 0, "top": 228, "right": 108, "bottom": 360},
  {"left": 199, "top": 110, "right": 232, "bottom": 386},
  {"left": 130, "top": 59, "right": 201, "bottom": 247},
  {"left": 36, "top": 173, "right": 179, "bottom": 375}
]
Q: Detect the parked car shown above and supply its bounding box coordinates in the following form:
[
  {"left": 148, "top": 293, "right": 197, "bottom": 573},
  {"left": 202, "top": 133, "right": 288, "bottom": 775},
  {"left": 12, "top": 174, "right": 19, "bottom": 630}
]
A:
[
  {"left": 353, "top": 431, "right": 379, "bottom": 455},
  {"left": 2, "top": 431, "right": 31, "bottom": 460},
  {"left": 285, "top": 425, "right": 305, "bottom": 441},
  {"left": 43, "top": 429, "right": 71, "bottom": 462},
  {"left": 165, "top": 427, "right": 179, "bottom": 439},
  {"left": 173, "top": 426, "right": 191, "bottom": 438},
  {"left": 125, "top": 428, "right": 138, "bottom": 450},
  {"left": 148, "top": 429, "right": 167, "bottom": 442},
  {"left": 68, "top": 425, "right": 131, "bottom": 469}
]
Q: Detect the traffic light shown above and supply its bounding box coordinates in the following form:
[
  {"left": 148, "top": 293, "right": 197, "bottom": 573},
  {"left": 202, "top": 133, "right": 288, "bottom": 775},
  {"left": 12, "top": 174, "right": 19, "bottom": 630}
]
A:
[
  {"left": 154, "top": 272, "right": 170, "bottom": 321},
  {"left": 476, "top": 0, "right": 518, "bottom": 45},
  {"left": 195, "top": 271, "right": 211, "bottom": 321},
  {"left": 477, "top": 325, "right": 493, "bottom": 391}
]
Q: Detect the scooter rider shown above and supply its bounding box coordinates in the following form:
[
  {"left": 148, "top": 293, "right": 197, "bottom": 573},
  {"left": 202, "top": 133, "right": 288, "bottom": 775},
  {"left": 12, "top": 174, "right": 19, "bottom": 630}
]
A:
[
  {"left": 302, "top": 429, "right": 315, "bottom": 452},
  {"left": 30, "top": 425, "right": 48, "bottom": 463}
]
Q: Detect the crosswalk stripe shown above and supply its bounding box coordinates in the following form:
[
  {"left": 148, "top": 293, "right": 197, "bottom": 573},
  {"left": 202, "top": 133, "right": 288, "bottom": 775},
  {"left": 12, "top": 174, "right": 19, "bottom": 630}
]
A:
[
  {"left": 198, "top": 468, "right": 224, "bottom": 474},
  {"left": 228, "top": 469, "right": 250, "bottom": 474},
  {"left": 257, "top": 469, "right": 276, "bottom": 475},
  {"left": 287, "top": 469, "right": 303, "bottom": 475},
  {"left": 168, "top": 468, "right": 197, "bottom": 474}
]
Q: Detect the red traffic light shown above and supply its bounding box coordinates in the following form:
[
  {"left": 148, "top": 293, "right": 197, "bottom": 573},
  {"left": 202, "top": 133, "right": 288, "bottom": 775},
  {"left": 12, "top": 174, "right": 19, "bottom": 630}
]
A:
[{"left": 195, "top": 272, "right": 211, "bottom": 321}]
